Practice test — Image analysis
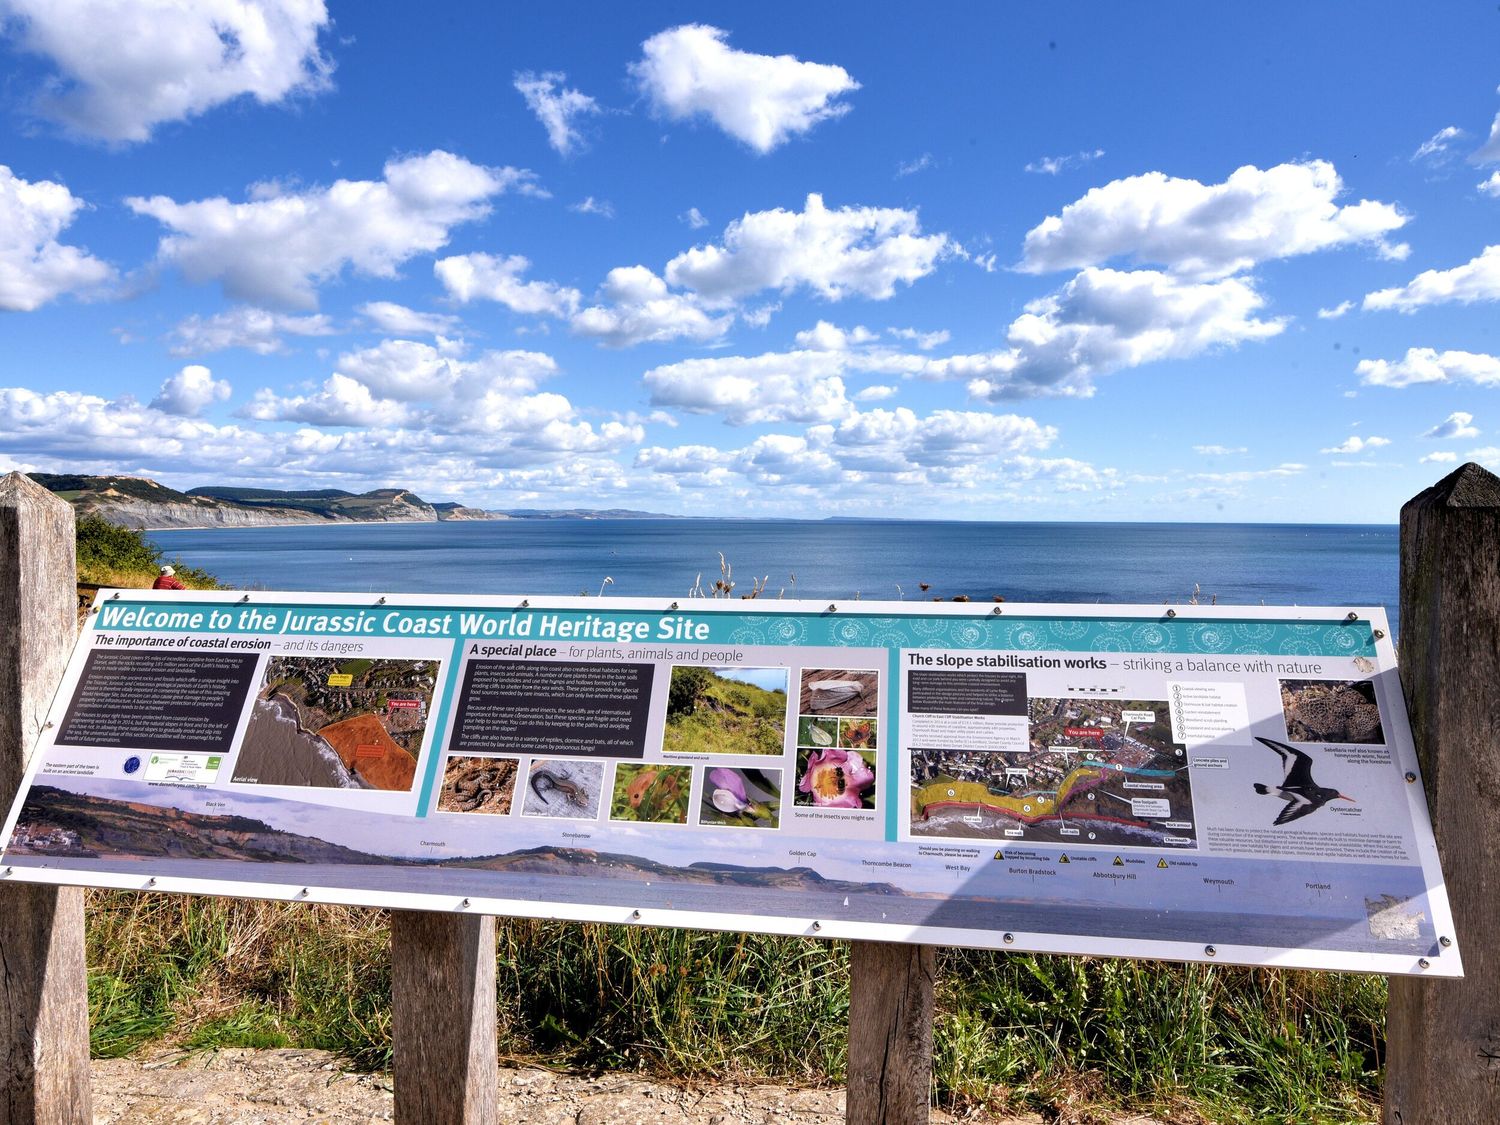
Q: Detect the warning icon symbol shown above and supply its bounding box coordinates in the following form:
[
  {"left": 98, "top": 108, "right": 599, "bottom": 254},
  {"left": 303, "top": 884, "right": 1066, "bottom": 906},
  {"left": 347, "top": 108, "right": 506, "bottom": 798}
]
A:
[
  {"left": 1157, "top": 858, "right": 1169, "bottom": 869},
  {"left": 1059, "top": 854, "right": 1070, "bottom": 864},
  {"left": 993, "top": 851, "right": 1004, "bottom": 861},
  {"left": 1112, "top": 856, "right": 1125, "bottom": 867}
]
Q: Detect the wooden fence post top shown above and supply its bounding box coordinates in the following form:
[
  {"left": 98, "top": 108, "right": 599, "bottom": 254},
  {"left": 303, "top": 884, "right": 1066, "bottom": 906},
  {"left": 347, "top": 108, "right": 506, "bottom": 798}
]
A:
[
  {"left": 0, "top": 469, "right": 68, "bottom": 506},
  {"left": 1400, "top": 461, "right": 1500, "bottom": 514}
]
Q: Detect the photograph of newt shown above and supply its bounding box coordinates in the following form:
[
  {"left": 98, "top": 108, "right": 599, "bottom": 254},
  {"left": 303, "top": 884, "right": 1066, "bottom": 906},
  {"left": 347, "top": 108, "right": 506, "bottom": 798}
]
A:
[{"left": 520, "top": 759, "right": 604, "bottom": 820}]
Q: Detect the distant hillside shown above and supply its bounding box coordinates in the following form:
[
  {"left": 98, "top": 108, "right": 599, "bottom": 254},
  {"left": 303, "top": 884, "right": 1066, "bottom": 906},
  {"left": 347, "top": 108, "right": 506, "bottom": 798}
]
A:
[
  {"left": 30, "top": 473, "right": 676, "bottom": 528},
  {"left": 32, "top": 473, "right": 450, "bottom": 529}
]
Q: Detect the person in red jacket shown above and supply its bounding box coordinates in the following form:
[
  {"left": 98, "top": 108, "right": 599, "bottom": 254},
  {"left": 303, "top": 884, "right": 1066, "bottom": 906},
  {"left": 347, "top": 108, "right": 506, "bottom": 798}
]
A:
[{"left": 152, "top": 565, "right": 187, "bottom": 591}]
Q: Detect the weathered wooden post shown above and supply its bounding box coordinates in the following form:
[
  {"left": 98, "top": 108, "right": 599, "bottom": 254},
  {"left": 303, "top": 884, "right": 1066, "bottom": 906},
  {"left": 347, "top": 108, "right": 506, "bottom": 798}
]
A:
[
  {"left": 846, "top": 941, "right": 936, "bottom": 1123},
  {"left": 391, "top": 910, "right": 498, "bottom": 1123},
  {"left": 0, "top": 471, "right": 93, "bottom": 1123},
  {"left": 1385, "top": 462, "right": 1499, "bottom": 1122}
]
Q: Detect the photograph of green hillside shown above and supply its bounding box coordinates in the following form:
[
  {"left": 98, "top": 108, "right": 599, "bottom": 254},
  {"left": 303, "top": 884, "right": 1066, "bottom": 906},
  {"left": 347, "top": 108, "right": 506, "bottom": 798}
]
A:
[{"left": 662, "top": 666, "right": 789, "bottom": 756}]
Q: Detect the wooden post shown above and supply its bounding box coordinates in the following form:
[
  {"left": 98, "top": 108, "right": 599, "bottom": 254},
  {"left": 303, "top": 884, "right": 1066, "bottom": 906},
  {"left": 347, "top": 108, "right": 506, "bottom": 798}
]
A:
[
  {"left": 846, "top": 941, "right": 936, "bottom": 1124},
  {"left": 1385, "top": 462, "right": 1500, "bottom": 1122},
  {"left": 391, "top": 909, "right": 498, "bottom": 1124},
  {"left": 0, "top": 471, "right": 93, "bottom": 1123}
]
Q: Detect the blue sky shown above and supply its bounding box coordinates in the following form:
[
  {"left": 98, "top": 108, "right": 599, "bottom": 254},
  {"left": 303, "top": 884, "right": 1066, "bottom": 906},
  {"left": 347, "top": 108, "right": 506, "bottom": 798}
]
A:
[{"left": 1, "top": 1, "right": 1498, "bottom": 522}]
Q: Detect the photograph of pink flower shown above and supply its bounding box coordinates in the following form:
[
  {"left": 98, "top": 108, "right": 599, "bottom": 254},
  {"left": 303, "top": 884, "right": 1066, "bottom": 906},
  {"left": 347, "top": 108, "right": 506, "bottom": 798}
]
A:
[{"left": 795, "top": 747, "right": 876, "bottom": 810}]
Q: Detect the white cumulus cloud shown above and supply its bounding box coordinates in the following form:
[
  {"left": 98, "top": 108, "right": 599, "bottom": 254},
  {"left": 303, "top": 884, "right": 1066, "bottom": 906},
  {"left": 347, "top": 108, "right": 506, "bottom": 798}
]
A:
[
  {"left": 1422, "top": 411, "right": 1479, "bottom": 439},
  {"left": 643, "top": 350, "right": 854, "bottom": 425},
  {"left": 631, "top": 24, "right": 858, "bottom": 153},
  {"left": 168, "top": 306, "right": 336, "bottom": 356},
  {"left": 1317, "top": 300, "right": 1354, "bottom": 320},
  {"left": 1020, "top": 161, "right": 1407, "bottom": 279},
  {"left": 513, "top": 71, "right": 600, "bottom": 156},
  {"left": 1363, "top": 245, "right": 1500, "bottom": 312},
  {"left": 149, "top": 364, "right": 231, "bottom": 416},
  {"left": 435, "top": 253, "right": 581, "bottom": 317},
  {"left": 665, "top": 193, "right": 950, "bottom": 302},
  {"left": 1356, "top": 347, "right": 1500, "bottom": 388},
  {"left": 129, "top": 151, "right": 540, "bottom": 309},
  {"left": 0, "top": 164, "right": 114, "bottom": 310},
  {"left": 1420, "top": 451, "right": 1459, "bottom": 464},
  {"left": 0, "top": 0, "right": 333, "bottom": 143},
  {"left": 1480, "top": 172, "right": 1500, "bottom": 198},
  {"left": 947, "top": 268, "right": 1285, "bottom": 401},
  {"left": 1321, "top": 434, "right": 1390, "bottom": 454},
  {"left": 570, "top": 266, "right": 730, "bottom": 347},
  {"left": 357, "top": 301, "right": 459, "bottom": 337},
  {"left": 241, "top": 372, "right": 410, "bottom": 427},
  {"left": 1473, "top": 108, "right": 1500, "bottom": 165}
]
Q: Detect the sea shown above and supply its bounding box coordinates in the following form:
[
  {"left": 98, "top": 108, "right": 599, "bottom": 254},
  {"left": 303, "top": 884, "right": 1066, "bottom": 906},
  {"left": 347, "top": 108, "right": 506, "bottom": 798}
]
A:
[{"left": 147, "top": 519, "right": 1403, "bottom": 634}]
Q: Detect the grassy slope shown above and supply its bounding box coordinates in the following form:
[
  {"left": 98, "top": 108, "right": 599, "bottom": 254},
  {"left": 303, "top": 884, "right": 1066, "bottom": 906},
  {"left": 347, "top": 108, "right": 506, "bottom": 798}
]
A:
[
  {"left": 662, "top": 673, "right": 787, "bottom": 755},
  {"left": 86, "top": 893, "right": 1384, "bottom": 1122}
]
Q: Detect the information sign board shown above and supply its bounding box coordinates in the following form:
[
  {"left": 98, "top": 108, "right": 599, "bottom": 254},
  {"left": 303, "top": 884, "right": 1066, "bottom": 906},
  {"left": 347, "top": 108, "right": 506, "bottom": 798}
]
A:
[{"left": 0, "top": 592, "right": 1461, "bottom": 976}]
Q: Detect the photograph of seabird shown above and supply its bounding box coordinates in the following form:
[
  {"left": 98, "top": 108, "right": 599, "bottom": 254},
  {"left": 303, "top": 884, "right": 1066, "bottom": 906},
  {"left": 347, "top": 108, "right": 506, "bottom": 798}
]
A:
[{"left": 1253, "top": 736, "right": 1355, "bottom": 825}]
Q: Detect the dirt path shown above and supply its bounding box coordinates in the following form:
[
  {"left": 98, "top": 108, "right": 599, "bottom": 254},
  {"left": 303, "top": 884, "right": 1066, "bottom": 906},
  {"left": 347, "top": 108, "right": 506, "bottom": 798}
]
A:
[{"left": 90, "top": 1049, "right": 1172, "bottom": 1124}]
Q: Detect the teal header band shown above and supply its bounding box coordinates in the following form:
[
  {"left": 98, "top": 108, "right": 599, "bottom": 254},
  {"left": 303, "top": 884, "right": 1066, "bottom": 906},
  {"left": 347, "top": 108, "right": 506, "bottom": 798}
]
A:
[{"left": 92, "top": 600, "right": 1379, "bottom": 659}]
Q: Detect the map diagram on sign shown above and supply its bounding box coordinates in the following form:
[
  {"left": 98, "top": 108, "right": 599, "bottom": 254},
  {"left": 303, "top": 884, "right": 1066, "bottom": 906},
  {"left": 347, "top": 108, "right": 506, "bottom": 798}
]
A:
[
  {"left": 231, "top": 657, "right": 438, "bottom": 792},
  {"left": 911, "top": 697, "right": 1196, "bottom": 848}
]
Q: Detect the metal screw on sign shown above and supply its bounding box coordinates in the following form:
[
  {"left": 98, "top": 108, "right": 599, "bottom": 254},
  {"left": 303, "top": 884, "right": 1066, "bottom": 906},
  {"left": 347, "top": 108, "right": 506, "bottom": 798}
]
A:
[
  {"left": 991, "top": 606, "right": 1003, "bottom": 615},
  {"left": 1374, "top": 629, "right": 1386, "bottom": 640},
  {"left": 1002, "top": 932, "right": 1014, "bottom": 944},
  {"left": 631, "top": 909, "right": 641, "bottom": 920},
  {"left": 145, "top": 878, "right": 157, "bottom": 888},
  {"left": 377, "top": 596, "right": 386, "bottom": 605},
  {"left": 459, "top": 899, "right": 470, "bottom": 910},
  {"left": 1405, "top": 772, "right": 1418, "bottom": 783},
  {"left": 1418, "top": 958, "right": 1430, "bottom": 969},
  {"left": 42, "top": 721, "right": 53, "bottom": 729},
  {"left": 1440, "top": 936, "right": 1453, "bottom": 948},
  {"left": 826, "top": 604, "right": 837, "bottom": 613},
  {"left": 1204, "top": 945, "right": 1217, "bottom": 957},
  {"left": 239, "top": 594, "right": 249, "bottom": 603},
  {"left": 1345, "top": 611, "right": 1359, "bottom": 623},
  {"left": 3, "top": 867, "right": 12, "bottom": 877},
  {"left": 667, "top": 602, "right": 679, "bottom": 612},
  {"left": 811, "top": 921, "right": 822, "bottom": 931},
  {"left": 519, "top": 599, "right": 529, "bottom": 609},
  {"left": 110, "top": 591, "right": 120, "bottom": 600},
  {"left": 298, "top": 888, "right": 309, "bottom": 898},
  {"left": 1165, "top": 608, "right": 1177, "bottom": 618}
]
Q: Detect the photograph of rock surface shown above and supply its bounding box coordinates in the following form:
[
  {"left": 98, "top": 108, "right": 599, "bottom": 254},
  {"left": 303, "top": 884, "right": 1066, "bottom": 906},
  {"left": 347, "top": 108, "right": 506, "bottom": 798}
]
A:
[
  {"left": 1280, "top": 680, "right": 1385, "bottom": 744},
  {"left": 231, "top": 657, "right": 437, "bottom": 791},
  {"left": 521, "top": 759, "right": 604, "bottom": 820},
  {"left": 436, "top": 756, "right": 519, "bottom": 815},
  {"left": 797, "top": 669, "right": 878, "bottom": 717}
]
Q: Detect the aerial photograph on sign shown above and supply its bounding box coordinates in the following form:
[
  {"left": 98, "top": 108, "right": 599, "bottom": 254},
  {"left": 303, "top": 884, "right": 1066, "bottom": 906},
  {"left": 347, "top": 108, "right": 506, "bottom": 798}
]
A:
[
  {"left": 230, "top": 657, "right": 438, "bottom": 791},
  {"left": 911, "top": 697, "right": 1196, "bottom": 847}
]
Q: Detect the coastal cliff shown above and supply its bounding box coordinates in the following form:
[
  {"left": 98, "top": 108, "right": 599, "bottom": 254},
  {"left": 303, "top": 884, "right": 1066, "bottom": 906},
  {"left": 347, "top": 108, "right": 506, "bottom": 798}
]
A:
[{"left": 30, "top": 473, "right": 492, "bottom": 529}]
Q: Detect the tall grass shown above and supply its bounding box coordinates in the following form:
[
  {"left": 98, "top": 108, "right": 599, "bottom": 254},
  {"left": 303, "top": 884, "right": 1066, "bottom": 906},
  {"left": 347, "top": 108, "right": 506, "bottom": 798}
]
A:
[{"left": 84, "top": 891, "right": 1384, "bottom": 1121}]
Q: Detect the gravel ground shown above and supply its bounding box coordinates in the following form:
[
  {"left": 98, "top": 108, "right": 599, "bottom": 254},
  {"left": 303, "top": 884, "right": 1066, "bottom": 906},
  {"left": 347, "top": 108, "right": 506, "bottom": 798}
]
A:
[{"left": 90, "top": 1049, "right": 1173, "bottom": 1124}]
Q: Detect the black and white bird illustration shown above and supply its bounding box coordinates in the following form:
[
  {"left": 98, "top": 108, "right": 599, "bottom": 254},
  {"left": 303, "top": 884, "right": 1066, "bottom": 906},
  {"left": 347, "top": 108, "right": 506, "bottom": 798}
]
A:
[{"left": 1253, "top": 736, "right": 1355, "bottom": 825}]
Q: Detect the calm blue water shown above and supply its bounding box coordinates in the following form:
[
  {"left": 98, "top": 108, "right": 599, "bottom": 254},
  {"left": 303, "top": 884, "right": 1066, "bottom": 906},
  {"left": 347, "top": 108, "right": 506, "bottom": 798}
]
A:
[{"left": 148, "top": 519, "right": 1402, "bottom": 633}]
